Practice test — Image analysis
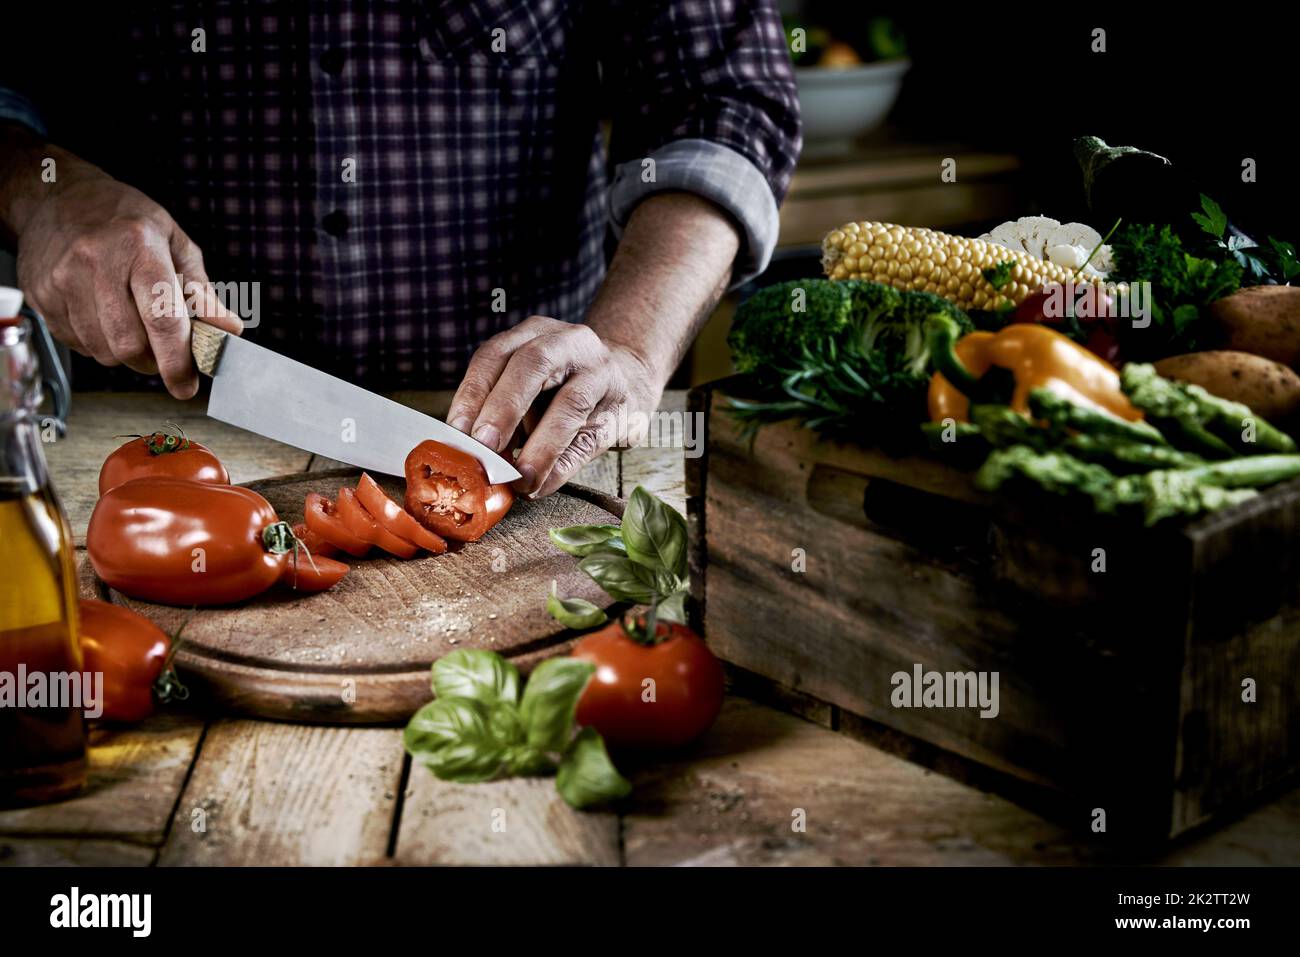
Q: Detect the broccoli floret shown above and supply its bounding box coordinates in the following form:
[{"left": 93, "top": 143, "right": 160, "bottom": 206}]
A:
[
  {"left": 728, "top": 279, "right": 852, "bottom": 373},
  {"left": 855, "top": 287, "right": 972, "bottom": 377},
  {"left": 729, "top": 279, "right": 975, "bottom": 380}
]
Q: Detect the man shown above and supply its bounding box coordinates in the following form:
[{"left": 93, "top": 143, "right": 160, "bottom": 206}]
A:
[{"left": 0, "top": 1, "right": 799, "bottom": 497}]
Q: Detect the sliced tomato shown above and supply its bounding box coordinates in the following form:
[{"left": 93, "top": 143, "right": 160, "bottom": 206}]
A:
[
  {"left": 403, "top": 439, "right": 514, "bottom": 542},
  {"left": 303, "top": 492, "right": 370, "bottom": 557},
  {"left": 336, "top": 487, "right": 419, "bottom": 559},
  {"left": 291, "top": 521, "right": 340, "bottom": 559},
  {"left": 355, "top": 473, "right": 448, "bottom": 554},
  {"left": 278, "top": 553, "right": 349, "bottom": 592}
]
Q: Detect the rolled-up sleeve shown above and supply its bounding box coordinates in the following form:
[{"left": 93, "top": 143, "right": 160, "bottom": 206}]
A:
[
  {"left": 603, "top": 0, "right": 802, "bottom": 285},
  {"left": 0, "top": 87, "right": 47, "bottom": 137}
]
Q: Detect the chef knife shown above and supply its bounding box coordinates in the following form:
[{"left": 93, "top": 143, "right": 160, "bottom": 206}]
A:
[{"left": 190, "top": 320, "right": 521, "bottom": 483}]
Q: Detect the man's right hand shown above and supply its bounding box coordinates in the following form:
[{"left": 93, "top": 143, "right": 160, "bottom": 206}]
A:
[{"left": 1, "top": 126, "right": 243, "bottom": 398}]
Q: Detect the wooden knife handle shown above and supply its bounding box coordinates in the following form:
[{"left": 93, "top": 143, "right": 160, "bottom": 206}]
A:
[{"left": 191, "top": 320, "right": 229, "bottom": 377}]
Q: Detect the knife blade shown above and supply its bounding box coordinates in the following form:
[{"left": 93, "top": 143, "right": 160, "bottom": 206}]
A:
[{"left": 190, "top": 321, "right": 522, "bottom": 483}]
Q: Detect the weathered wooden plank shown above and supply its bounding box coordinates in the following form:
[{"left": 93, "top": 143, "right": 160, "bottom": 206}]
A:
[
  {"left": 620, "top": 392, "right": 688, "bottom": 510},
  {"left": 575, "top": 449, "right": 619, "bottom": 497},
  {"left": 157, "top": 721, "right": 402, "bottom": 866},
  {"left": 0, "top": 714, "right": 204, "bottom": 844},
  {"left": 1161, "top": 783, "right": 1300, "bottom": 865},
  {"left": 395, "top": 766, "right": 619, "bottom": 866},
  {"left": 75, "top": 548, "right": 104, "bottom": 600},
  {"left": 49, "top": 391, "right": 313, "bottom": 537},
  {"left": 0, "top": 837, "right": 156, "bottom": 867},
  {"left": 622, "top": 698, "right": 1093, "bottom": 866}
]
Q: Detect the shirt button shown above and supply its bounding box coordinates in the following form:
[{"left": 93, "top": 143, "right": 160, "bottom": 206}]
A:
[
  {"left": 320, "top": 48, "right": 346, "bottom": 76},
  {"left": 322, "top": 210, "right": 349, "bottom": 237}
]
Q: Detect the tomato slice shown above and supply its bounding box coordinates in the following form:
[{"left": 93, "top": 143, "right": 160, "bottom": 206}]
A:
[
  {"left": 355, "top": 473, "right": 448, "bottom": 554},
  {"left": 278, "top": 553, "right": 350, "bottom": 592},
  {"left": 303, "top": 492, "right": 371, "bottom": 557},
  {"left": 403, "top": 439, "right": 515, "bottom": 542},
  {"left": 336, "top": 487, "right": 419, "bottom": 559},
  {"left": 291, "top": 521, "right": 340, "bottom": 559}
]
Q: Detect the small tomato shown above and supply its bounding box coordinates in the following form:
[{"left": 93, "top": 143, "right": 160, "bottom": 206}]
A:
[{"left": 571, "top": 616, "right": 724, "bottom": 750}]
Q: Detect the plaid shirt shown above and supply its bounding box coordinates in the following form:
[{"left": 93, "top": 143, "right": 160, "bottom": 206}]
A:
[{"left": 2, "top": 1, "right": 800, "bottom": 389}]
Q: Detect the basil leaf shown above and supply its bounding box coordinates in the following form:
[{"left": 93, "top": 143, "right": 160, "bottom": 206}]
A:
[
  {"left": 546, "top": 589, "right": 609, "bottom": 630},
  {"left": 586, "top": 537, "right": 627, "bottom": 556},
  {"left": 545, "top": 580, "right": 610, "bottom": 631},
  {"left": 403, "top": 697, "right": 506, "bottom": 783},
  {"left": 621, "top": 486, "right": 688, "bottom": 579},
  {"left": 655, "top": 589, "right": 689, "bottom": 625},
  {"left": 519, "top": 658, "right": 595, "bottom": 753},
  {"left": 432, "top": 649, "right": 520, "bottom": 705},
  {"left": 578, "top": 552, "right": 660, "bottom": 604},
  {"left": 504, "top": 745, "right": 553, "bottom": 776},
  {"left": 548, "top": 524, "right": 623, "bottom": 557},
  {"left": 486, "top": 700, "right": 527, "bottom": 748},
  {"left": 556, "top": 727, "right": 632, "bottom": 809}
]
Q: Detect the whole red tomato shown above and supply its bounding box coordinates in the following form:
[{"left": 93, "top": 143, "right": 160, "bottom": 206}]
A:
[
  {"left": 571, "top": 617, "right": 724, "bottom": 750},
  {"left": 99, "top": 429, "right": 229, "bottom": 495},
  {"left": 77, "top": 598, "right": 181, "bottom": 722},
  {"left": 404, "top": 440, "right": 514, "bottom": 542},
  {"left": 87, "top": 477, "right": 294, "bottom": 605}
]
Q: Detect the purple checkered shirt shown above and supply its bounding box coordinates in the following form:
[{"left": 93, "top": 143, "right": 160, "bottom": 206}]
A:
[{"left": 2, "top": 1, "right": 800, "bottom": 389}]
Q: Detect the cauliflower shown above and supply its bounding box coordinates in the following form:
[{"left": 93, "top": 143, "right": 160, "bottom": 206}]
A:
[{"left": 978, "top": 216, "right": 1111, "bottom": 279}]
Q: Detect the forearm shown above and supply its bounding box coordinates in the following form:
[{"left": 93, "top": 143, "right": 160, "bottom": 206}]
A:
[
  {"left": 584, "top": 191, "right": 740, "bottom": 388},
  {"left": 0, "top": 122, "right": 103, "bottom": 242}
]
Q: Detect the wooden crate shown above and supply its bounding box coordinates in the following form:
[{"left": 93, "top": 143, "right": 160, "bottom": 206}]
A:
[{"left": 686, "top": 382, "right": 1300, "bottom": 841}]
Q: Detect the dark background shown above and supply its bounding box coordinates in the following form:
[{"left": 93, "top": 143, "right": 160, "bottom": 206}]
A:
[
  {"left": 4, "top": 4, "right": 1295, "bottom": 239},
  {"left": 806, "top": 3, "right": 1298, "bottom": 238},
  {"left": 1, "top": 3, "right": 1297, "bottom": 389}
]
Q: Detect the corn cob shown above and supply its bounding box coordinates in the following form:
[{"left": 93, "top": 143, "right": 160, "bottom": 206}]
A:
[{"left": 821, "top": 220, "right": 1100, "bottom": 312}]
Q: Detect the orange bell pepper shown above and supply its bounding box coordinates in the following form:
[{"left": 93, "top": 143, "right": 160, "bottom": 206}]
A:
[{"left": 926, "top": 316, "right": 1142, "bottom": 424}]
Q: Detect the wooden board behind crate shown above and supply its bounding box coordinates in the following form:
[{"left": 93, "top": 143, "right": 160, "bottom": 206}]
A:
[
  {"left": 88, "top": 470, "right": 623, "bottom": 724},
  {"left": 686, "top": 383, "right": 1300, "bottom": 839}
]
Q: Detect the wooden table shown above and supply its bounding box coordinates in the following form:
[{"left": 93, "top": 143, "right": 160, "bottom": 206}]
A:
[{"left": 3, "top": 391, "right": 1298, "bottom": 867}]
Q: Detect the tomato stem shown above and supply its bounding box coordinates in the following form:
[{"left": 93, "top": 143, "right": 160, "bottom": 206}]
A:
[
  {"left": 261, "top": 521, "right": 297, "bottom": 555},
  {"left": 115, "top": 422, "right": 193, "bottom": 456},
  {"left": 154, "top": 613, "right": 192, "bottom": 705}
]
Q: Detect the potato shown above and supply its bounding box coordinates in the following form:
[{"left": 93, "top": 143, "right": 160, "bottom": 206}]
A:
[
  {"left": 1208, "top": 285, "right": 1300, "bottom": 368},
  {"left": 1154, "top": 351, "right": 1300, "bottom": 423}
]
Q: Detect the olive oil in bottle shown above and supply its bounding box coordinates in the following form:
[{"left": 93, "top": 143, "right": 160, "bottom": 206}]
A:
[{"left": 0, "top": 289, "right": 85, "bottom": 805}]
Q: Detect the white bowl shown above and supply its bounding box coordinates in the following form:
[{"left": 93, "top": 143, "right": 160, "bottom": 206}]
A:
[{"left": 796, "top": 58, "right": 911, "bottom": 154}]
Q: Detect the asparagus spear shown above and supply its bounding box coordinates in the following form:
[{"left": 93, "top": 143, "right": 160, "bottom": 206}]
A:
[
  {"left": 976, "top": 446, "right": 1300, "bottom": 525},
  {"left": 1062, "top": 433, "right": 1205, "bottom": 472},
  {"left": 1120, "top": 363, "right": 1297, "bottom": 457},
  {"left": 969, "top": 404, "right": 1054, "bottom": 450},
  {"left": 1027, "top": 387, "right": 1168, "bottom": 446}
]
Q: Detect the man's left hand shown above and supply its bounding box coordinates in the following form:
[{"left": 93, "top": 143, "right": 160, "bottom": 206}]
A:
[{"left": 446, "top": 315, "right": 662, "bottom": 498}]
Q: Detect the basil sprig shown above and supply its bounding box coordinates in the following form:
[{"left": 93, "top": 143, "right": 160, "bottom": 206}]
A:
[
  {"left": 547, "top": 486, "right": 690, "bottom": 634},
  {"left": 545, "top": 581, "right": 608, "bottom": 630},
  {"left": 403, "top": 649, "right": 630, "bottom": 809}
]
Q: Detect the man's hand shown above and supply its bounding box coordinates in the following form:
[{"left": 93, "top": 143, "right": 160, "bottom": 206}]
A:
[
  {"left": 448, "top": 192, "right": 741, "bottom": 497},
  {"left": 1, "top": 125, "right": 242, "bottom": 398},
  {"left": 448, "top": 316, "right": 661, "bottom": 498}
]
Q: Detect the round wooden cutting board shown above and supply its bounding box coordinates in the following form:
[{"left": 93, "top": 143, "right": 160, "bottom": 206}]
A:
[{"left": 95, "top": 469, "right": 624, "bottom": 724}]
